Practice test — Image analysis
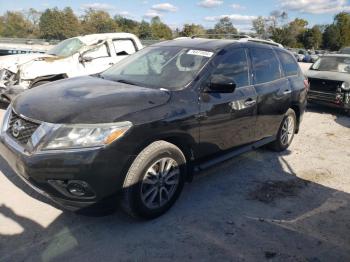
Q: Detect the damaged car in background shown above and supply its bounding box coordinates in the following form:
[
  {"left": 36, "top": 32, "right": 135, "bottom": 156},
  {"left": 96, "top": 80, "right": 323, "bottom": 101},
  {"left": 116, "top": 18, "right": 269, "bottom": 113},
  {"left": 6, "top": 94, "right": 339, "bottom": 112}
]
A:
[
  {"left": 0, "top": 33, "right": 143, "bottom": 102},
  {"left": 306, "top": 54, "right": 350, "bottom": 114}
]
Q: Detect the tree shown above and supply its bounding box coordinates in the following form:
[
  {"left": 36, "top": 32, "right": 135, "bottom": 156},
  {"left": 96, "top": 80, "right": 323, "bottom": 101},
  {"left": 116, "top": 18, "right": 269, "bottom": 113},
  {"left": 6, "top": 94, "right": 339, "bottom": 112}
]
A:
[
  {"left": 323, "top": 24, "right": 341, "bottom": 50},
  {"left": 334, "top": 12, "right": 350, "bottom": 48},
  {"left": 114, "top": 15, "right": 140, "bottom": 34},
  {"left": 138, "top": 20, "right": 152, "bottom": 39},
  {"left": 252, "top": 16, "right": 269, "bottom": 38},
  {"left": 180, "top": 23, "right": 205, "bottom": 37},
  {"left": 302, "top": 26, "right": 323, "bottom": 49},
  {"left": 1, "top": 11, "right": 32, "bottom": 38},
  {"left": 39, "top": 7, "right": 80, "bottom": 40},
  {"left": 150, "top": 16, "right": 172, "bottom": 39},
  {"left": 213, "top": 17, "right": 238, "bottom": 37},
  {"left": 24, "top": 8, "right": 41, "bottom": 37},
  {"left": 81, "top": 8, "right": 118, "bottom": 34}
]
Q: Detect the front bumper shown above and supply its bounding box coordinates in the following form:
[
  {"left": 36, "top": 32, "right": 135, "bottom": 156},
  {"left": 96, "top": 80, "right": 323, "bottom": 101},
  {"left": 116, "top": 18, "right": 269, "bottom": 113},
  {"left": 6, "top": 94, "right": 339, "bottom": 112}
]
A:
[
  {"left": 307, "top": 90, "right": 350, "bottom": 109},
  {"left": 0, "top": 132, "right": 131, "bottom": 211}
]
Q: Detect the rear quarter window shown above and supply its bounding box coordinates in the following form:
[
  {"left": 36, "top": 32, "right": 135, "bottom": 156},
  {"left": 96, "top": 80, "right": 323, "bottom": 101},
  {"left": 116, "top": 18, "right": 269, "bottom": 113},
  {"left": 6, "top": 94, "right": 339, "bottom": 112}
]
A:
[
  {"left": 277, "top": 51, "right": 299, "bottom": 77},
  {"left": 250, "top": 47, "right": 281, "bottom": 84}
]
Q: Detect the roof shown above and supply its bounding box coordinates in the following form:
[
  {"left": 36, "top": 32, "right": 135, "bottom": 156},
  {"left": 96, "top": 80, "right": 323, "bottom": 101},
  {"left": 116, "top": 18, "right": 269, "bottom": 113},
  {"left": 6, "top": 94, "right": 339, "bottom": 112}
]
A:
[
  {"left": 153, "top": 38, "right": 284, "bottom": 51},
  {"left": 75, "top": 33, "right": 140, "bottom": 45}
]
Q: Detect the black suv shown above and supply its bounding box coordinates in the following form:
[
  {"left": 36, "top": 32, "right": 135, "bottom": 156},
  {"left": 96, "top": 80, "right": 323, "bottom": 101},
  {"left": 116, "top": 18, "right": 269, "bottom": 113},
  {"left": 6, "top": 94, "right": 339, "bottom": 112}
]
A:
[{"left": 0, "top": 39, "right": 307, "bottom": 218}]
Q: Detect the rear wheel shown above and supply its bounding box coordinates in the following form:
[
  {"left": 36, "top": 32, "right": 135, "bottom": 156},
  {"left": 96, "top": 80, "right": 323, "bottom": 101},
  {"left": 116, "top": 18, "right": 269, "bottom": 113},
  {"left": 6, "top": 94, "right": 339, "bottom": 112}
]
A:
[
  {"left": 269, "top": 109, "right": 296, "bottom": 152},
  {"left": 120, "top": 141, "right": 186, "bottom": 219}
]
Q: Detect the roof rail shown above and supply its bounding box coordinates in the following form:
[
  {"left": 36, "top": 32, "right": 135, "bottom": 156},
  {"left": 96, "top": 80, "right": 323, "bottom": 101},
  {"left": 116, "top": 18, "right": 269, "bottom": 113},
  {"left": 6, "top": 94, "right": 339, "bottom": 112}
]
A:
[
  {"left": 238, "top": 38, "right": 284, "bottom": 48},
  {"left": 191, "top": 34, "right": 251, "bottom": 39}
]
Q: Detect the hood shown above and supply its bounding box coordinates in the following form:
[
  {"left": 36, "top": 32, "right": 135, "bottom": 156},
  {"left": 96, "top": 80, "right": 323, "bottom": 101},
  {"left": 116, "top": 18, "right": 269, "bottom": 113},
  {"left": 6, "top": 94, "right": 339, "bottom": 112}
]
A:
[
  {"left": 0, "top": 53, "right": 50, "bottom": 72},
  {"left": 306, "top": 69, "right": 350, "bottom": 82},
  {"left": 18, "top": 55, "right": 74, "bottom": 80},
  {"left": 13, "top": 76, "right": 170, "bottom": 124}
]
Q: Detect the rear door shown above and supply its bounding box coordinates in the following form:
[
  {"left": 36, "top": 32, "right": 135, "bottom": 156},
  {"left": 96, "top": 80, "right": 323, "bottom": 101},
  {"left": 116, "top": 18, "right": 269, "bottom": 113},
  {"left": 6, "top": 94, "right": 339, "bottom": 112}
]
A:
[
  {"left": 249, "top": 46, "right": 292, "bottom": 140},
  {"left": 198, "top": 47, "right": 257, "bottom": 157}
]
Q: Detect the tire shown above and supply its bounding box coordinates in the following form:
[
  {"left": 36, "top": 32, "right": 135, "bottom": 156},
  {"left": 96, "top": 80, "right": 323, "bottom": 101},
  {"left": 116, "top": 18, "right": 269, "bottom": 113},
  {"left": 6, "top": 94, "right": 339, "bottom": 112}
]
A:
[
  {"left": 268, "top": 109, "right": 297, "bottom": 152},
  {"left": 120, "top": 141, "right": 186, "bottom": 219}
]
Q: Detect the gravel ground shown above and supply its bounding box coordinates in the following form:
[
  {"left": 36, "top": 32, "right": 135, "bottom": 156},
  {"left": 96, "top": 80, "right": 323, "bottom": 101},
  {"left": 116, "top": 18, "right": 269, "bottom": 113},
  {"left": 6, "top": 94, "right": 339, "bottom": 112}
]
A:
[{"left": 0, "top": 103, "right": 349, "bottom": 262}]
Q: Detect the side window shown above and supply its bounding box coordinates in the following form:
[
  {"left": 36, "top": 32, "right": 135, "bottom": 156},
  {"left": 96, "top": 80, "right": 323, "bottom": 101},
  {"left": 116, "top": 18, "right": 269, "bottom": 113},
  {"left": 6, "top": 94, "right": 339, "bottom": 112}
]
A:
[
  {"left": 211, "top": 48, "right": 249, "bottom": 88},
  {"left": 84, "top": 43, "right": 110, "bottom": 59},
  {"left": 277, "top": 51, "right": 299, "bottom": 77},
  {"left": 250, "top": 47, "right": 281, "bottom": 84},
  {"left": 113, "top": 39, "right": 136, "bottom": 56}
]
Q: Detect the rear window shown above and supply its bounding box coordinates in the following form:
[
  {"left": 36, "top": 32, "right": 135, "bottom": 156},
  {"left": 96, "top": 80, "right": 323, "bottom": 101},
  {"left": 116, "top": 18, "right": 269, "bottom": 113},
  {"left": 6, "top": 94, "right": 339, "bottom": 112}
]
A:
[
  {"left": 250, "top": 47, "right": 281, "bottom": 84},
  {"left": 113, "top": 39, "right": 136, "bottom": 56},
  {"left": 277, "top": 51, "right": 299, "bottom": 77}
]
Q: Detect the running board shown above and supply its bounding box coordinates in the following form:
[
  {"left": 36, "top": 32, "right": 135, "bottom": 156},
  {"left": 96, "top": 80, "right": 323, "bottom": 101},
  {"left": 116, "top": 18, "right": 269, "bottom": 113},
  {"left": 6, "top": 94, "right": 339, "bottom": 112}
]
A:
[{"left": 194, "top": 136, "right": 276, "bottom": 172}]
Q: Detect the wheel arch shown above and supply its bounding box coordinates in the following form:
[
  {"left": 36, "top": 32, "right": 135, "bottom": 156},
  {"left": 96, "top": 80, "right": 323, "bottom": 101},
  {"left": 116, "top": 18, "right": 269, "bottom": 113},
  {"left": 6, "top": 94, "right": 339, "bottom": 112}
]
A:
[{"left": 290, "top": 104, "right": 301, "bottom": 133}]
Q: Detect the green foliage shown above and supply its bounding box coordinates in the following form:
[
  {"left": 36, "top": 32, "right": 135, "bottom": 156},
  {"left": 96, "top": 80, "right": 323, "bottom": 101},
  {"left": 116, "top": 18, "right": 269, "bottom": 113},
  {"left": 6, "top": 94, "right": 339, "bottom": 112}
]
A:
[
  {"left": 323, "top": 24, "right": 341, "bottom": 51},
  {"left": 252, "top": 16, "right": 268, "bottom": 38},
  {"left": 114, "top": 16, "right": 140, "bottom": 34},
  {"left": 150, "top": 16, "right": 172, "bottom": 40},
  {"left": 301, "top": 26, "right": 323, "bottom": 49},
  {"left": 334, "top": 12, "right": 350, "bottom": 48},
  {"left": 1, "top": 11, "right": 32, "bottom": 38},
  {"left": 180, "top": 24, "right": 205, "bottom": 37},
  {"left": 39, "top": 7, "right": 80, "bottom": 40},
  {"left": 0, "top": 5, "right": 348, "bottom": 52},
  {"left": 213, "top": 17, "right": 238, "bottom": 37},
  {"left": 138, "top": 20, "right": 152, "bottom": 39},
  {"left": 81, "top": 8, "right": 118, "bottom": 34}
]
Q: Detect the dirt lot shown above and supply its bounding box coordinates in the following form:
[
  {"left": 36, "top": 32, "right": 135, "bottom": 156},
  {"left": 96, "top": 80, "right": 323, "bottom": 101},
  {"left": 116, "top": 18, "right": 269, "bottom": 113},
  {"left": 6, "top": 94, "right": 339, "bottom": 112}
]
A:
[{"left": 0, "top": 104, "right": 349, "bottom": 262}]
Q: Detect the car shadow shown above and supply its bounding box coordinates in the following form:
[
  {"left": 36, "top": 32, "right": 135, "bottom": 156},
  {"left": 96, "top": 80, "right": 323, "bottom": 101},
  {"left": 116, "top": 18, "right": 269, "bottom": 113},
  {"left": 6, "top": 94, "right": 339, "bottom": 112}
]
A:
[
  {"left": 0, "top": 147, "right": 350, "bottom": 261},
  {"left": 307, "top": 103, "right": 350, "bottom": 128}
]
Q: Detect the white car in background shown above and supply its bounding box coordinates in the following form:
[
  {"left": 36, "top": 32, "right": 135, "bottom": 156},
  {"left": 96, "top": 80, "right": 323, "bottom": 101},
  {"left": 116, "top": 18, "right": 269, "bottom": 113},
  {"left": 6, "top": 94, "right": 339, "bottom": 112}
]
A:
[{"left": 0, "top": 33, "right": 143, "bottom": 101}]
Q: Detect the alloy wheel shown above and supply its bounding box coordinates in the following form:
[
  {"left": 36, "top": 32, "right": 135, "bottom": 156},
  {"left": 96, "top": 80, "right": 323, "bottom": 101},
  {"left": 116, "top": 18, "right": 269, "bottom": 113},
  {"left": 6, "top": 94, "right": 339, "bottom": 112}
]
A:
[
  {"left": 140, "top": 157, "right": 180, "bottom": 209},
  {"left": 280, "top": 115, "right": 295, "bottom": 146}
]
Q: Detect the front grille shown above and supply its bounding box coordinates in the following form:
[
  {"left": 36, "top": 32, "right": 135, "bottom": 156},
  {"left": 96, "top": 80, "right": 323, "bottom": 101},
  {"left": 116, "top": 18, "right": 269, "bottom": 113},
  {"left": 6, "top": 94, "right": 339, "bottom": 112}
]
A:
[
  {"left": 308, "top": 90, "right": 338, "bottom": 103},
  {"left": 7, "top": 111, "right": 40, "bottom": 145},
  {"left": 309, "top": 78, "right": 342, "bottom": 92}
]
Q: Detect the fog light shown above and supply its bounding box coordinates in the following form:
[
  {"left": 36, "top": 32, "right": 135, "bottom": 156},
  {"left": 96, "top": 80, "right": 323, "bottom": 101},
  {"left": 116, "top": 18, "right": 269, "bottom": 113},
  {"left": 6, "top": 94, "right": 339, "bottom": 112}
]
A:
[
  {"left": 48, "top": 179, "right": 96, "bottom": 199},
  {"left": 67, "top": 182, "right": 86, "bottom": 196}
]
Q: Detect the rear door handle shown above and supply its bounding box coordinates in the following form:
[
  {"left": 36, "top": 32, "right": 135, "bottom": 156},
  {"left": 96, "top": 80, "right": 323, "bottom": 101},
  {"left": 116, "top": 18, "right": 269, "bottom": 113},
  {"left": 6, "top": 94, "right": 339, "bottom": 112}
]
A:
[{"left": 244, "top": 98, "right": 256, "bottom": 106}]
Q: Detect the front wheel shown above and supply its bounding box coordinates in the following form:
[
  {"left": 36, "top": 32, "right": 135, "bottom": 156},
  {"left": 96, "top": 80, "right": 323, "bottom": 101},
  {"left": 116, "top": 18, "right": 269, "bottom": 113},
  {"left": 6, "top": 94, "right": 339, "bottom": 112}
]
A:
[
  {"left": 120, "top": 141, "right": 186, "bottom": 219},
  {"left": 268, "top": 109, "right": 297, "bottom": 152}
]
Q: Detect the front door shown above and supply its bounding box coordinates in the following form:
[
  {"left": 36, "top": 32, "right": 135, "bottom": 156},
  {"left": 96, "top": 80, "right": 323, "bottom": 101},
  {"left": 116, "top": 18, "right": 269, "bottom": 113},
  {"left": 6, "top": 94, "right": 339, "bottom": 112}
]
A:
[{"left": 198, "top": 48, "right": 257, "bottom": 158}]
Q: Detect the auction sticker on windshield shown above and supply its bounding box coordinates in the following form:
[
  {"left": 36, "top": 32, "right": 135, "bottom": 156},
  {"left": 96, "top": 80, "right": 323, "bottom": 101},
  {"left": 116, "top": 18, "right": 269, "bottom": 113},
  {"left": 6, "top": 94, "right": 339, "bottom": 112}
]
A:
[{"left": 187, "top": 50, "right": 214, "bottom": 57}]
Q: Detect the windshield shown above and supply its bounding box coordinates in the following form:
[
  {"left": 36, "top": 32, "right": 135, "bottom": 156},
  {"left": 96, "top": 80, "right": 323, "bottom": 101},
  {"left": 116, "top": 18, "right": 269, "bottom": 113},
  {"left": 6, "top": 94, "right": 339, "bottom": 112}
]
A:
[
  {"left": 101, "top": 46, "right": 213, "bottom": 90},
  {"left": 47, "top": 38, "right": 85, "bottom": 57},
  {"left": 311, "top": 56, "right": 350, "bottom": 74}
]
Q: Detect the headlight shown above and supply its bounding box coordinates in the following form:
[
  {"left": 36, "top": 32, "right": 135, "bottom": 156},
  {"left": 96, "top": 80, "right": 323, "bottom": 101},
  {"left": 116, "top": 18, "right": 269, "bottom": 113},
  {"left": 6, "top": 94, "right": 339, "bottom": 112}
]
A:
[
  {"left": 341, "top": 82, "right": 350, "bottom": 91},
  {"left": 41, "top": 122, "right": 132, "bottom": 150}
]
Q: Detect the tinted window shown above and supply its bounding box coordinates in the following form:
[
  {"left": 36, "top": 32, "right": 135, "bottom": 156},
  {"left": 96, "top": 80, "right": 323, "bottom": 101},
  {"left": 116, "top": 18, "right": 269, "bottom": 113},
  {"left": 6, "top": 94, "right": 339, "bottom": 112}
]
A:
[
  {"left": 211, "top": 48, "right": 249, "bottom": 88},
  {"left": 278, "top": 51, "right": 299, "bottom": 76},
  {"left": 250, "top": 48, "right": 281, "bottom": 84}
]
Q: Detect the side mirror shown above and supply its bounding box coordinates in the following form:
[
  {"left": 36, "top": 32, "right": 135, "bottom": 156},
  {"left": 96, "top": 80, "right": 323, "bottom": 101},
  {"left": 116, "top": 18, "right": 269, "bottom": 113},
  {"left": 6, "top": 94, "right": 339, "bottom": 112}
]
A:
[{"left": 207, "top": 75, "right": 236, "bottom": 93}]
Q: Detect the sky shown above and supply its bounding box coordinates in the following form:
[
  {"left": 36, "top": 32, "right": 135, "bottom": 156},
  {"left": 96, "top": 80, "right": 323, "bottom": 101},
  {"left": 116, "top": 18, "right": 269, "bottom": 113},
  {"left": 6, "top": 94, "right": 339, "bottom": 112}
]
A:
[{"left": 0, "top": 0, "right": 350, "bottom": 31}]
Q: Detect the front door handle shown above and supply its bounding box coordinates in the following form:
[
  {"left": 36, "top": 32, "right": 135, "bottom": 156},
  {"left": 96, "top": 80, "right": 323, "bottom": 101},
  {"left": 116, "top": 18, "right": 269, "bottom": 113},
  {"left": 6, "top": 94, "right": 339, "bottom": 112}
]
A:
[
  {"left": 244, "top": 98, "right": 256, "bottom": 106},
  {"left": 283, "top": 89, "right": 292, "bottom": 95}
]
